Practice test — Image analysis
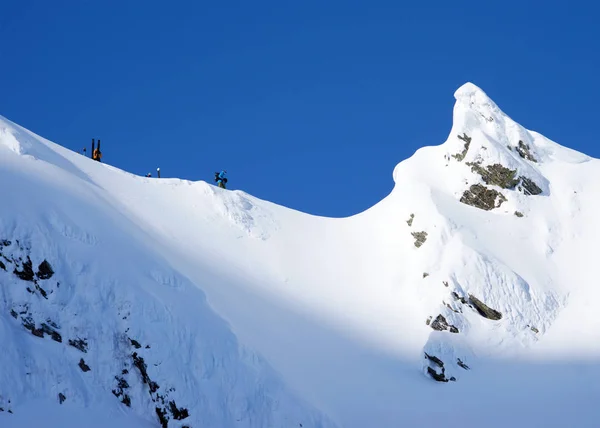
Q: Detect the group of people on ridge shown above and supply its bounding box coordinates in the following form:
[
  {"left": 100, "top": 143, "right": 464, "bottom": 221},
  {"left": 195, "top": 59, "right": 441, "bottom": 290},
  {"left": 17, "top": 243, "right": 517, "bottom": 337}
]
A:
[{"left": 84, "top": 139, "right": 229, "bottom": 189}]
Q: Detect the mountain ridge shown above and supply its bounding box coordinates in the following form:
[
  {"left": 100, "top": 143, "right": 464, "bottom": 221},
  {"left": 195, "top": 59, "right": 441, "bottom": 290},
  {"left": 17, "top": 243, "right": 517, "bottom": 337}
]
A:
[{"left": 1, "top": 82, "right": 599, "bottom": 427}]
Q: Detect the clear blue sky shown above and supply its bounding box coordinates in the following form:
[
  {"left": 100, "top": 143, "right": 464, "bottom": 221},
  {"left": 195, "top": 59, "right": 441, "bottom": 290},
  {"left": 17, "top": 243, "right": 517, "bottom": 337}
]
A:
[{"left": 1, "top": 1, "right": 598, "bottom": 217}]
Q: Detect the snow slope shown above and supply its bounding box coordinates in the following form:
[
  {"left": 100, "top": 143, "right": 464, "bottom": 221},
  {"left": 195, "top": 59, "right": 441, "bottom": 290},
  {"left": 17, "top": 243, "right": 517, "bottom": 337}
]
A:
[{"left": 1, "top": 82, "right": 599, "bottom": 428}]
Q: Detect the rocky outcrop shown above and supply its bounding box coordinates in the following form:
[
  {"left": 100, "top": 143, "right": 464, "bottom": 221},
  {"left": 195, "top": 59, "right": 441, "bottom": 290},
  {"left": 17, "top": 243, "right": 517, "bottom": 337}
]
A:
[
  {"left": 452, "top": 133, "right": 472, "bottom": 161},
  {"left": 406, "top": 213, "right": 414, "bottom": 226},
  {"left": 468, "top": 295, "right": 502, "bottom": 320},
  {"left": 467, "top": 162, "right": 519, "bottom": 189},
  {"left": 13, "top": 256, "right": 35, "bottom": 282},
  {"left": 515, "top": 211, "right": 524, "bottom": 217},
  {"left": 424, "top": 353, "right": 456, "bottom": 382},
  {"left": 36, "top": 260, "right": 54, "bottom": 280},
  {"left": 79, "top": 358, "right": 91, "bottom": 372},
  {"left": 519, "top": 176, "right": 543, "bottom": 195},
  {"left": 412, "top": 231, "right": 428, "bottom": 248},
  {"left": 460, "top": 184, "right": 507, "bottom": 210},
  {"left": 68, "top": 338, "right": 89, "bottom": 353},
  {"left": 457, "top": 358, "right": 470, "bottom": 370},
  {"left": 430, "top": 314, "right": 459, "bottom": 333},
  {"left": 516, "top": 140, "right": 537, "bottom": 162}
]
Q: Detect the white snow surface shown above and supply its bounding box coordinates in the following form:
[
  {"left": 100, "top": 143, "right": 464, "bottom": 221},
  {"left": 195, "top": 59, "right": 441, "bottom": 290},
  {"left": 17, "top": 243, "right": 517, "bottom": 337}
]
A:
[{"left": 1, "top": 82, "right": 599, "bottom": 427}]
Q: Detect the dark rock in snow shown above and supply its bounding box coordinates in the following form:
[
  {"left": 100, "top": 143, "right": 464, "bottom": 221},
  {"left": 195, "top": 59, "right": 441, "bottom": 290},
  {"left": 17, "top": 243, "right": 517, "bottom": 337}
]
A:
[
  {"left": 457, "top": 358, "right": 470, "bottom": 370},
  {"left": 412, "top": 231, "right": 428, "bottom": 248},
  {"left": 130, "top": 338, "right": 142, "bottom": 349},
  {"left": 155, "top": 407, "right": 169, "bottom": 428},
  {"left": 79, "top": 358, "right": 91, "bottom": 372},
  {"left": 0, "top": 260, "right": 5, "bottom": 271},
  {"left": 10, "top": 309, "right": 18, "bottom": 319},
  {"left": 451, "top": 292, "right": 469, "bottom": 305},
  {"left": 169, "top": 401, "right": 190, "bottom": 420},
  {"left": 430, "top": 314, "right": 460, "bottom": 333},
  {"left": 469, "top": 295, "right": 502, "bottom": 320},
  {"left": 519, "top": 176, "right": 542, "bottom": 195},
  {"left": 41, "top": 323, "right": 62, "bottom": 343},
  {"left": 406, "top": 213, "right": 415, "bottom": 226},
  {"left": 515, "top": 211, "right": 524, "bottom": 217},
  {"left": 424, "top": 352, "right": 444, "bottom": 368},
  {"left": 516, "top": 140, "right": 537, "bottom": 162},
  {"left": 460, "top": 184, "right": 507, "bottom": 211},
  {"left": 453, "top": 133, "right": 472, "bottom": 161},
  {"left": 58, "top": 393, "right": 66, "bottom": 404},
  {"left": 467, "top": 162, "right": 519, "bottom": 189},
  {"left": 69, "top": 338, "right": 88, "bottom": 353},
  {"left": 36, "top": 260, "right": 54, "bottom": 280},
  {"left": 13, "top": 256, "right": 34, "bottom": 281}
]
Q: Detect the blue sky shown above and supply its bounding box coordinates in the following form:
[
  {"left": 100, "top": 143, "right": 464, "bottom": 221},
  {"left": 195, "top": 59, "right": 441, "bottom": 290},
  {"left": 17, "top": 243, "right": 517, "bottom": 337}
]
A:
[{"left": 1, "top": 1, "right": 598, "bottom": 217}]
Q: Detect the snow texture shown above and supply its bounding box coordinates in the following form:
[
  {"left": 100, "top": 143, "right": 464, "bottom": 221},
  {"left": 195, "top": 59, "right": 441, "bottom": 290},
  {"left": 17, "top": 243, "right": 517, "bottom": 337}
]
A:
[{"left": 1, "top": 82, "right": 599, "bottom": 428}]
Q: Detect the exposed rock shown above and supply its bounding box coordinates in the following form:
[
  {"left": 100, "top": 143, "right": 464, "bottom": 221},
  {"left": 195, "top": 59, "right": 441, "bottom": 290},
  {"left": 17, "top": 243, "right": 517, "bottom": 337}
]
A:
[
  {"left": 168, "top": 401, "right": 190, "bottom": 420},
  {"left": 36, "top": 260, "right": 54, "bottom": 280},
  {"left": 0, "top": 260, "right": 5, "bottom": 271},
  {"left": 451, "top": 292, "right": 468, "bottom": 305},
  {"left": 516, "top": 140, "right": 537, "bottom": 162},
  {"left": 41, "top": 323, "right": 62, "bottom": 343},
  {"left": 424, "top": 352, "right": 444, "bottom": 368},
  {"left": 406, "top": 213, "right": 414, "bottom": 226},
  {"left": 453, "top": 133, "right": 472, "bottom": 161},
  {"left": 469, "top": 295, "right": 502, "bottom": 320},
  {"left": 423, "top": 272, "right": 429, "bottom": 278},
  {"left": 443, "top": 281, "right": 449, "bottom": 287},
  {"left": 130, "top": 338, "right": 142, "bottom": 349},
  {"left": 426, "top": 316, "right": 432, "bottom": 326},
  {"left": 529, "top": 326, "right": 539, "bottom": 334},
  {"left": 21, "top": 316, "right": 35, "bottom": 332},
  {"left": 32, "top": 328, "right": 44, "bottom": 338},
  {"left": 156, "top": 407, "right": 169, "bottom": 428},
  {"left": 58, "top": 393, "right": 66, "bottom": 404},
  {"left": 460, "top": 184, "right": 507, "bottom": 211},
  {"left": 519, "top": 176, "right": 542, "bottom": 195},
  {"left": 79, "top": 358, "right": 91, "bottom": 372},
  {"left": 69, "top": 338, "right": 88, "bottom": 353},
  {"left": 424, "top": 354, "right": 457, "bottom": 383},
  {"left": 112, "top": 375, "right": 132, "bottom": 407},
  {"left": 132, "top": 352, "right": 159, "bottom": 393},
  {"left": 412, "top": 231, "right": 428, "bottom": 248},
  {"left": 122, "top": 395, "right": 132, "bottom": 407},
  {"left": 13, "top": 256, "right": 35, "bottom": 281},
  {"left": 0, "top": 239, "right": 11, "bottom": 247},
  {"left": 430, "top": 314, "right": 459, "bottom": 333},
  {"left": 10, "top": 309, "right": 18, "bottom": 319},
  {"left": 457, "top": 358, "right": 470, "bottom": 370},
  {"left": 467, "top": 162, "right": 519, "bottom": 189},
  {"left": 515, "top": 211, "right": 524, "bottom": 217}
]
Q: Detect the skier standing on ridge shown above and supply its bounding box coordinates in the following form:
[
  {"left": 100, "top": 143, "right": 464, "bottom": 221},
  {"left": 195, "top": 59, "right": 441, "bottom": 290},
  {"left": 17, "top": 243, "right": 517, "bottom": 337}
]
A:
[{"left": 214, "top": 170, "right": 227, "bottom": 189}]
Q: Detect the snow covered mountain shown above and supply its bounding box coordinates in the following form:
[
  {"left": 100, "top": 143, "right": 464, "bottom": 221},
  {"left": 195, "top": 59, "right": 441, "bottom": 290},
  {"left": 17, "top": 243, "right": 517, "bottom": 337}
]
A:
[{"left": 1, "top": 83, "right": 599, "bottom": 428}]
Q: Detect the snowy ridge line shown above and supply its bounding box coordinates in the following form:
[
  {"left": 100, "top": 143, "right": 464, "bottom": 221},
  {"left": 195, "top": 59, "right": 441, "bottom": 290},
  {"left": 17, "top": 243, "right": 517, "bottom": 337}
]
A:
[{"left": 2, "top": 82, "right": 600, "bottom": 428}]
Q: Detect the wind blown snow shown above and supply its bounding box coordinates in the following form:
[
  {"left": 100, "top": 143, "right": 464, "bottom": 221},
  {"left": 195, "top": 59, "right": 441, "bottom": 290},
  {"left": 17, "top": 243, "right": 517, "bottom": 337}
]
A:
[{"left": 1, "top": 82, "right": 599, "bottom": 428}]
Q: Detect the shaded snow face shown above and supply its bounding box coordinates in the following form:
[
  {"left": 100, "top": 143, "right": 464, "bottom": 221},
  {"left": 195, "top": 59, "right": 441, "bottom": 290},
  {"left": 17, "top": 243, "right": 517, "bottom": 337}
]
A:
[{"left": 1, "top": 81, "right": 600, "bottom": 428}]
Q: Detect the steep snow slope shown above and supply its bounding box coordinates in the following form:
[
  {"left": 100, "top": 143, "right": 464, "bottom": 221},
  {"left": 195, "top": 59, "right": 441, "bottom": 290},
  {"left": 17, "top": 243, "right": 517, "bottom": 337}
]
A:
[{"left": 1, "top": 83, "right": 600, "bottom": 428}]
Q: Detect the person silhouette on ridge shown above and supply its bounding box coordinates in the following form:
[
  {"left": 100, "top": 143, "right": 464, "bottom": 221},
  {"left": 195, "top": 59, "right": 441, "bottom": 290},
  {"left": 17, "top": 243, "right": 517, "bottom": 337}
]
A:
[{"left": 214, "top": 170, "right": 227, "bottom": 189}]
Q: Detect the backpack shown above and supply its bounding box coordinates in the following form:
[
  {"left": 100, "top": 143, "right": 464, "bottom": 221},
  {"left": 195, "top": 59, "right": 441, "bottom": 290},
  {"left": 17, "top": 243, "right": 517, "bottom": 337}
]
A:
[{"left": 214, "top": 172, "right": 228, "bottom": 183}]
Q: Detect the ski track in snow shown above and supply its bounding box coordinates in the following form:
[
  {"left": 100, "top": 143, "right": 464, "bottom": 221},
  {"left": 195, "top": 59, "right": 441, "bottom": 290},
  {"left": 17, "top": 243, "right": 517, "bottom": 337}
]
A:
[{"left": 1, "top": 82, "right": 600, "bottom": 428}]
